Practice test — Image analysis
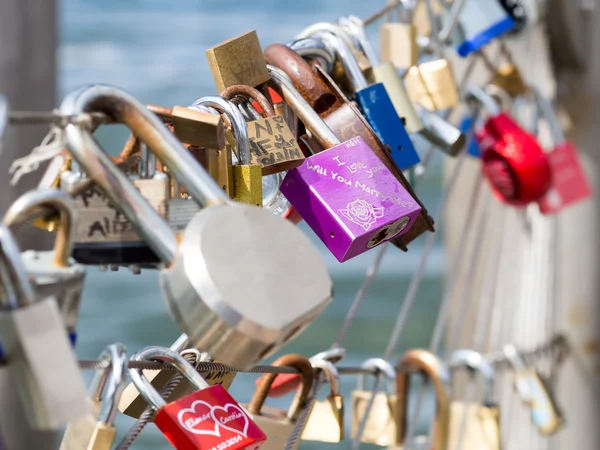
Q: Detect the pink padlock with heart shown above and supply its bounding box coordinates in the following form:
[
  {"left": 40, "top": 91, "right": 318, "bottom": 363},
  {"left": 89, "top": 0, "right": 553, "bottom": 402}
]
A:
[{"left": 130, "top": 346, "right": 266, "bottom": 450}]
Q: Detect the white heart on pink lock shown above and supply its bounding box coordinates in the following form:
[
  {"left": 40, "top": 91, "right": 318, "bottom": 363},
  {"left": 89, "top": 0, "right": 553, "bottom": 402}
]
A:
[
  {"left": 210, "top": 403, "right": 250, "bottom": 438},
  {"left": 177, "top": 400, "right": 221, "bottom": 437}
]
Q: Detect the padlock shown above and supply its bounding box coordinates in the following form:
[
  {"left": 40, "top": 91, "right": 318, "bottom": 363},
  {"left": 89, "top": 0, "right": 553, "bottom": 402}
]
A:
[
  {"left": 61, "top": 83, "right": 333, "bottom": 369},
  {"left": 405, "top": 58, "right": 460, "bottom": 111},
  {"left": 532, "top": 87, "right": 593, "bottom": 214},
  {"left": 306, "top": 29, "right": 420, "bottom": 170},
  {"left": 301, "top": 359, "right": 344, "bottom": 442},
  {"left": 264, "top": 46, "right": 435, "bottom": 251},
  {"left": 448, "top": 350, "right": 500, "bottom": 450},
  {"left": 478, "top": 50, "right": 529, "bottom": 98},
  {"left": 206, "top": 30, "right": 270, "bottom": 93},
  {"left": 350, "top": 358, "right": 400, "bottom": 446},
  {"left": 380, "top": 2, "right": 419, "bottom": 70},
  {"left": 118, "top": 335, "right": 236, "bottom": 419},
  {"left": 396, "top": 349, "right": 451, "bottom": 450},
  {"left": 131, "top": 346, "right": 266, "bottom": 449},
  {"left": 256, "top": 347, "right": 346, "bottom": 398},
  {"left": 0, "top": 219, "right": 89, "bottom": 429},
  {"left": 287, "top": 37, "right": 336, "bottom": 76},
  {"left": 60, "top": 343, "right": 128, "bottom": 450},
  {"left": 268, "top": 66, "right": 422, "bottom": 262},
  {"left": 191, "top": 96, "right": 263, "bottom": 207},
  {"left": 455, "top": 0, "right": 515, "bottom": 57},
  {"left": 503, "top": 345, "right": 563, "bottom": 435},
  {"left": 467, "top": 86, "right": 552, "bottom": 205},
  {"left": 339, "top": 15, "right": 424, "bottom": 136},
  {"left": 497, "top": 0, "right": 528, "bottom": 35},
  {"left": 412, "top": 0, "right": 444, "bottom": 37},
  {"left": 418, "top": 107, "right": 466, "bottom": 156},
  {"left": 3, "top": 189, "right": 86, "bottom": 338},
  {"left": 243, "top": 354, "right": 314, "bottom": 450},
  {"left": 221, "top": 84, "right": 305, "bottom": 175}
]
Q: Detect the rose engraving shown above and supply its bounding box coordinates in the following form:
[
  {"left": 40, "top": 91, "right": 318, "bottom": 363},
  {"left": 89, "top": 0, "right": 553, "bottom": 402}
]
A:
[{"left": 339, "top": 199, "right": 384, "bottom": 231}]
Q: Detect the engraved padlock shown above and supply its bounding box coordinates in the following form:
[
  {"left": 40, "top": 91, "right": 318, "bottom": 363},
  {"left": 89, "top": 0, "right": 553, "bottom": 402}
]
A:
[
  {"left": 0, "top": 217, "right": 89, "bottom": 429},
  {"left": 242, "top": 354, "right": 314, "bottom": 450},
  {"left": 467, "top": 86, "right": 552, "bottom": 205},
  {"left": 448, "top": 349, "right": 500, "bottom": 450},
  {"left": 131, "top": 346, "right": 266, "bottom": 449},
  {"left": 61, "top": 84, "right": 333, "bottom": 369},
  {"left": 301, "top": 359, "right": 344, "bottom": 443},
  {"left": 268, "top": 66, "right": 422, "bottom": 262},
  {"left": 396, "top": 349, "right": 451, "bottom": 450},
  {"left": 3, "top": 189, "right": 86, "bottom": 341},
  {"left": 351, "top": 358, "right": 399, "bottom": 446}
]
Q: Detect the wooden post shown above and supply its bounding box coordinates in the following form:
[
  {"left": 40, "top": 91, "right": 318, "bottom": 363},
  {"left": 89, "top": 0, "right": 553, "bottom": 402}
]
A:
[{"left": 0, "top": 1, "right": 59, "bottom": 448}]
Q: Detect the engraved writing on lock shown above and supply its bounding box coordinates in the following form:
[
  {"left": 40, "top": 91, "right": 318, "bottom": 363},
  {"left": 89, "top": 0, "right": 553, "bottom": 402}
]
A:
[{"left": 247, "top": 116, "right": 303, "bottom": 166}]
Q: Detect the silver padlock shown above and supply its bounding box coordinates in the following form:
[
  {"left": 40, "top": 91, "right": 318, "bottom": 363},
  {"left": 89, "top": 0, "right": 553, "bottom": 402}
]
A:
[
  {"left": 60, "top": 84, "right": 333, "bottom": 369},
  {"left": 3, "top": 189, "right": 86, "bottom": 340},
  {"left": 0, "top": 218, "right": 89, "bottom": 429}
]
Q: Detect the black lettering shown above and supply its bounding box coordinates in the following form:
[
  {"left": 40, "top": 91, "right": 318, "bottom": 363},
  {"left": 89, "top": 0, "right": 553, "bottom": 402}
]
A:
[
  {"left": 249, "top": 139, "right": 267, "bottom": 157},
  {"left": 254, "top": 120, "right": 272, "bottom": 139},
  {"left": 88, "top": 221, "right": 107, "bottom": 238},
  {"left": 271, "top": 116, "right": 285, "bottom": 133}
]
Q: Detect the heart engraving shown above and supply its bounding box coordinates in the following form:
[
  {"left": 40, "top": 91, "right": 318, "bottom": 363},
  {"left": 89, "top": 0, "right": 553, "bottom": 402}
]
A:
[
  {"left": 177, "top": 400, "right": 221, "bottom": 437},
  {"left": 210, "top": 403, "right": 250, "bottom": 438}
]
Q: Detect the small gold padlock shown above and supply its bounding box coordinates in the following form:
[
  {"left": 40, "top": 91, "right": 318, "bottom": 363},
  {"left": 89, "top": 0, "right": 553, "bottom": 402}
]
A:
[
  {"left": 380, "top": 0, "right": 419, "bottom": 72},
  {"left": 351, "top": 358, "right": 400, "bottom": 446},
  {"left": 448, "top": 349, "right": 501, "bottom": 450},
  {"left": 412, "top": 0, "right": 444, "bottom": 37},
  {"left": 492, "top": 63, "right": 529, "bottom": 98},
  {"left": 301, "top": 359, "right": 344, "bottom": 443},
  {"left": 243, "top": 354, "right": 315, "bottom": 450},
  {"left": 404, "top": 59, "right": 460, "bottom": 111},
  {"left": 397, "top": 349, "right": 451, "bottom": 450}
]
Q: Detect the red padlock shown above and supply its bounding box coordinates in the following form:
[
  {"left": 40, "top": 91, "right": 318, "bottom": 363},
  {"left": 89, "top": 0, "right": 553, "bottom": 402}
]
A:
[
  {"left": 470, "top": 87, "right": 552, "bottom": 206},
  {"left": 130, "top": 347, "right": 266, "bottom": 450}
]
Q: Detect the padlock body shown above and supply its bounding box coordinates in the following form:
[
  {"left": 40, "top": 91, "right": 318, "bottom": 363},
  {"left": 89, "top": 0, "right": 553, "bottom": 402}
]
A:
[
  {"left": 281, "top": 137, "right": 422, "bottom": 262},
  {"left": 457, "top": 0, "right": 515, "bottom": 57},
  {"left": 155, "top": 385, "right": 266, "bottom": 450},
  {"left": 232, "top": 165, "right": 263, "bottom": 207},
  {"left": 405, "top": 60, "right": 460, "bottom": 111},
  {"left": 372, "top": 62, "right": 423, "bottom": 134},
  {"left": 350, "top": 390, "right": 400, "bottom": 446},
  {"left": 380, "top": 23, "right": 418, "bottom": 70},
  {"left": 242, "top": 405, "right": 297, "bottom": 450},
  {"left": 301, "top": 396, "right": 344, "bottom": 442},
  {"left": 492, "top": 63, "right": 529, "bottom": 98},
  {"left": 0, "top": 297, "right": 89, "bottom": 429},
  {"left": 449, "top": 402, "right": 500, "bottom": 450},
  {"left": 518, "top": 371, "right": 563, "bottom": 435},
  {"left": 478, "top": 113, "right": 552, "bottom": 205}
]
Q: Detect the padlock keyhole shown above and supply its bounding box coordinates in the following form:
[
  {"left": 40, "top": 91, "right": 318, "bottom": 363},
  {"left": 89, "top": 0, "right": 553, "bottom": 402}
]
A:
[{"left": 330, "top": 232, "right": 335, "bottom": 238}]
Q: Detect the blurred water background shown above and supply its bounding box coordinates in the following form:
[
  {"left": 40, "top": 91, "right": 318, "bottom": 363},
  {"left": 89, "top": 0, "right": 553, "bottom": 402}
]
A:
[{"left": 62, "top": 0, "right": 448, "bottom": 448}]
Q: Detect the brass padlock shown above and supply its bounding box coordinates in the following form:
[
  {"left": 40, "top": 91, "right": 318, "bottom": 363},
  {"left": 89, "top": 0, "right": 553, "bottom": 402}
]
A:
[
  {"left": 380, "top": 0, "right": 419, "bottom": 70},
  {"left": 206, "top": 30, "right": 271, "bottom": 92},
  {"left": 492, "top": 63, "right": 529, "bottom": 98},
  {"left": 222, "top": 84, "right": 305, "bottom": 175},
  {"left": 191, "top": 96, "right": 263, "bottom": 207},
  {"left": 412, "top": 0, "right": 444, "bottom": 37},
  {"left": 351, "top": 358, "right": 400, "bottom": 446},
  {"left": 243, "top": 354, "right": 315, "bottom": 450},
  {"left": 301, "top": 359, "right": 344, "bottom": 443},
  {"left": 404, "top": 59, "right": 460, "bottom": 111},
  {"left": 397, "top": 349, "right": 451, "bottom": 450},
  {"left": 448, "top": 350, "right": 501, "bottom": 450}
]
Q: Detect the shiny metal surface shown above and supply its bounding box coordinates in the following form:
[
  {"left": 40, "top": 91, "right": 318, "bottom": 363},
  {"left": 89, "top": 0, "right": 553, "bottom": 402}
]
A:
[
  {"left": 295, "top": 22, "right": 358, "bottom": 52},
  {"left": 418, "top": 107, "right": 466, "bottom": 156},
  {"left": 96, "top": 343, "right": 128, "bottom": 425},
  {"left": 449, "top": 349, "right": 495, "bottom": 404},
  {"left": 0, "top": 225, "right": 36, "bottom": 308},
  {"left": 338, "top": 15, "right": 379, "bottom": 65},
  {"left": 267, "top": 65, "right": 340, "bottom": 148},
  {"left": 3, "top": 189, "right": 76, "bottom": 267},
  {"left": 531, "top": 87, "right": 565, "bottom": 144},
  {"left": 465, "top": 86, "right": 501, "bottom": 116},
  {"left": 60, "top": 84, "right": 229, "bottom": 264},
  {"left": 311, "top": 359, "right": 341, "bottom": 396},
  {"left": 357, "top": 358, "right": 397, "bottom": 392},
  {"left": 287, "top": 38, "right": 335, "bottom": 74}
]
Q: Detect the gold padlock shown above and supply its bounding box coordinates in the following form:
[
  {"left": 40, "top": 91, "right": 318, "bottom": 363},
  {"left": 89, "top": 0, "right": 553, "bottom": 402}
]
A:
[
  {"left": 397, "top": 349, "right": 451, "bottom": 450},
  {"left": 380, "top": 0, "right": 419, "bottom": 70},
  {"left": 243, "top": 354, "right": 315, "bottom": 450},
  {"left": 448, "top": 350, "right": 501, "bottom": 450},
  {"left": 404, "top": 59, "right": 460, "bottom": 111},
  {"left": 301, "top": 359, "right": 344, "bottom": 443},
  {"left": 492, "top": 63, "right": 529, "bottom": 98},
  {"left": 351, "top": 358, "right": 400, "bottom": 446},
  {"left": 412, "top": 0, "right": 444, "bottom": 37},
  {"left": 206, "top": 30, "right": 270, "bottom": 92}
]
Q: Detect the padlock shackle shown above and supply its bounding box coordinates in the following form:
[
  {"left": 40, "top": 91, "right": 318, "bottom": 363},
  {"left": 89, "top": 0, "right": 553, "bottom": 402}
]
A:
[
  {"left": 311, "top": 359, "right": 341, "bottom": 397},
  {"left": 338, "top": 15, "right": 380, "bottom": 66},
  {"left": 0, "top": 93, "right": 8, "bottom": 141},
  {"left": 308, "top": 30, "right": 369, "bottom": 92},
  {"left": 287, "top": 38, "right": 336, "bottom": 75},
  {"left": 266, "top": 65, "right": 340, "bottom": 149},
  {"left": 60, "top": 84, "right": 230, "bottom": 265},
  {"left": 396, "top": 350, "right": 451, "bottom": 450},
  {"left": 248, "top": 353, "right": 314, "bottom": 421},
  {"left": 531, "top": 87, "right": 566, "bottom": 146},
  {"left": 449, "top": 349, "right": 495, "bottom": 405},
  {"left": 357, "top": 358, "right": 397, "bottom": 392},
  {"left": 465, "top": 86, "right": 501, "bottom": 116},
  {"left": 309, "top": 347, "right": 345, "bottom": 365},
  {"left": 221, "top": 85, "right": 275, "bottom": 118},
  {"left": 96, "top": 343, "right": 128, "bottom": 425},
  {"left": 130, "top": 346, "right": 210, "bottom": 410},
  {"left": 3, "top": 189, "right": 76, "bottom": 267},
  {"left": 0, "top": 225, "right": 36, "bottom": 308},
  {"left": 190, "top": 96, "right": 251, "bottom": 165},
  {"left": 295, "top": 22, "right": 358, "bottom": 56},
  {"left": 417, "top": 106, "right": 466, "bottom": 156}
]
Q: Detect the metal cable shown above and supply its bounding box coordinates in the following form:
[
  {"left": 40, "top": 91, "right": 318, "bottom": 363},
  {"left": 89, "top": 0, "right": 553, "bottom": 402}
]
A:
[{"left": 8, "top": 111, "right": 108, "bottom": 127}]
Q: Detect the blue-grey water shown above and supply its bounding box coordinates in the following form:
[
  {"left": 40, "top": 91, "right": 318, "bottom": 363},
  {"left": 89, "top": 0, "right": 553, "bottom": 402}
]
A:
[{"left": 61, "top": 1, "right": 447, "bottom": 448}]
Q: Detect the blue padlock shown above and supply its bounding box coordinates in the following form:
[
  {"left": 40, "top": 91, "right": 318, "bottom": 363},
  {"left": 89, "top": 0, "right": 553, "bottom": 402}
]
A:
[
  {"left": 310, "top": 30, "right": 421, "bottom": 170},
  {"left": 456, "top": 0, "right": 515, "bottom": 57},
  {"left": 460, "top": 115, "right": 482, "bottom": 158}
]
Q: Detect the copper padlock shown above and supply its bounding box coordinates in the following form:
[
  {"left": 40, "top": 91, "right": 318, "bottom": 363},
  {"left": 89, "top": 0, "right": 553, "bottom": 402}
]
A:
[{"left": 264, "top": 44, "right": 434, "bottom": 251}]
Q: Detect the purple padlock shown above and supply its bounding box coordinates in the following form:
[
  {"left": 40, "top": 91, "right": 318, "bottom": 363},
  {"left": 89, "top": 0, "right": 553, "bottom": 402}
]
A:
[{"left": 280, "top": 136, "right": 422, "bottom": 262}]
